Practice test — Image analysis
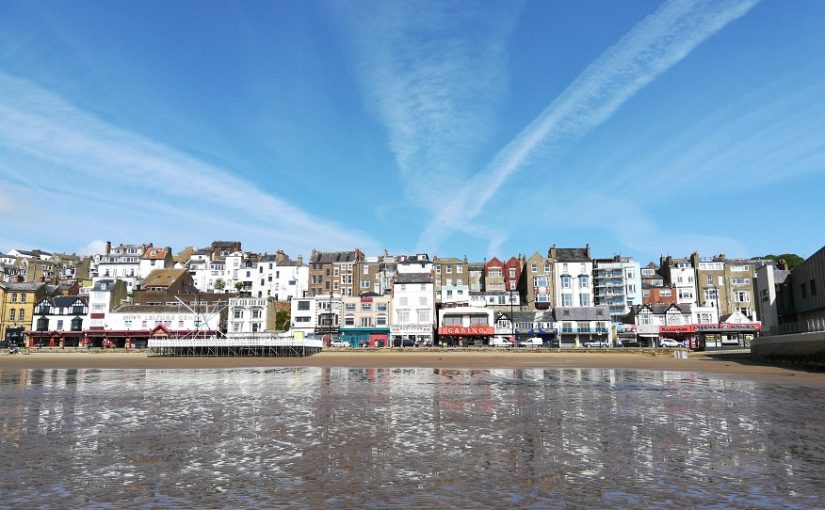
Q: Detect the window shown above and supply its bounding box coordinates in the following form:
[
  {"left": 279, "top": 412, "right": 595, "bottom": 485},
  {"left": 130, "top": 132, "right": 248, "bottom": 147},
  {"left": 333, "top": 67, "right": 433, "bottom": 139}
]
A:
[
  {"left": 642, "top": 290, "right": 651, "bottom": 298},
  {"left": 510, "top": 282, "right": 516, "bottom": 290},
  {"left": 531, "top": 263, "right": 537, "bottom": 272},
  {"left": 562, "top": 294, "right": 572, "bottom": 307},
  {"left": 446, "top": 265, "right": 452, "bottom": 274},
  {"left": 419, "top": 296, "right": 428, "bottom": 306},
  {"left": 360, "top": 317, "right": 373, "bottom": 327},
  {"left": 417, "top": 309, "right": 429, "bottom": 323},
  {"left": 436, "top": 265, "right": 441, "bottom": 274},
  {"left": 361, "top": 280, "right": 370, "bottom": 289},
  {"left": 660, "top": 289, "right": 672, "bottom": 297},
  {"left": 544, "top": 263, "right": 551, "bottom": 272},
  {"left": 562, "top": 322, "right": 573, "bottom": 333},
  {"left": 345, "top": 303, "right": 356, "bottom": 312},
  {"left": 361, "top": 303, "right": 372, "bottom": 311},
  {"left": 344, "top": 316, "right": 355, "bottom": 326},
  {"left": 731, "top": 278, "right": 750, "bottom": 285},
  {"left": 579, "top": 276, "right": 589, "bottom": 288},
  {"left": 376, "top": 316, "right": 387, "bottom": 326},
  {"left": 9, "top": 309, "right": 15, "bottom": 321},
  {"left": 678, "top": 289, "right": 694, "bottom": 300},
  {"left": 561, "top": 276, "right": 571, "bottom": 289},
  {"left": 705, "top": 288, "right": 718, "bottom": 300},
  {"left": 735, "top": 291, "right": 750, "bottom": 303},
  {"left": 234, "top": 310, "right": 243, "bottom": 319},
  {"left": 469, "top": 315, "right": 488, "bottom": 325},
  {"left": 363, "top": 265, "right": 369, "bottom": 275},
  {"left": 579, "top": 294, "right": 590, "bottom": 306},
  {"left": 400, "top": 297, "right": 408, "bottom": 306},
  {"left": 252, "top": 310, "right": 262, "bottom": 319},
  {"left": 377, "top": 303, "right": 387, "bottom": 312},
  {"left": 397, "top": 310, "right": 410, "bottom": 323},
  {"left": 579, "top": 322, "right": 591, "bottom": 333},
  {"left": 456, "top": 266, "right": 463, "bottom": 273},
  {"left": 509, "top": 268, "right": 516, "bottom": 278},
  {"left": 706, "top": 275, "right": 713, "bottom": 285}
]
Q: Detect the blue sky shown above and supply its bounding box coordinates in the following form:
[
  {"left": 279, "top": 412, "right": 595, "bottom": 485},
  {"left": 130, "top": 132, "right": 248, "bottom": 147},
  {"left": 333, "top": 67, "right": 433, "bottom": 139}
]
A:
[{"left": 1, "top": 0, "right": 823, "bottom": 264}]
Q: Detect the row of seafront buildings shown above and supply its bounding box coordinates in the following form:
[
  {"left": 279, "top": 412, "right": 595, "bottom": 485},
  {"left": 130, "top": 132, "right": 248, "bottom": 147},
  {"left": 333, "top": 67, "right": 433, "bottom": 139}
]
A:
[{"left": 1, "top": 241, "right": 823, "bottom": 349}]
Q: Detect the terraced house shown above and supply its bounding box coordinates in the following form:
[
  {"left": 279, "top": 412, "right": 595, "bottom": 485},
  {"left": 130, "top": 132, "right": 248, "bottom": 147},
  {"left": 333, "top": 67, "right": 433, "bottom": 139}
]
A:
[{"left": 1, "top": 282, "right": 49, "bottom": 347}]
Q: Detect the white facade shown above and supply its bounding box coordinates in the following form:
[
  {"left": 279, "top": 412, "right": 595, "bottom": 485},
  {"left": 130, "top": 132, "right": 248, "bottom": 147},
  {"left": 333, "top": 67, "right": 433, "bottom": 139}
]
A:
[
  {"left": 107, "top": 308, "right": 221, "bottom": 331},
  {"left": 87, "top": 279, "right": 126, "bottom": 330},
  {"left": 554, "top": 260, "right": 594, "bottom": 308},
  {"left": 391, "top": 276, "right": 435, "bottom": 345},
  {"left": 469, "top": 292, "right": 521, "bottom": 308},
  {"left": 32, "top": 296, "right": 89, "bottom": 332},
  {"left": 290, "top": 295, "right": 341, "bottom": 339},
  {"left": 670, "top": 262, "right": 697, "bottom": 305},
  {"left": 228, "top": 297, "right": 272, "bottom": 333},
  {"left": 594, "top": 258, "right": 642, "bottom": 322},
  {"left": 440, "top": 285, "right": 471, "bottom": 307},
  {"left": 93, "top": 243, "right": 148, "bottom": 293},
  {"left": 187, "top": 253, "right": 231, "bottom": 293},
  {"left": 251, "top": 261, "right": 308, "bottom": 301}
]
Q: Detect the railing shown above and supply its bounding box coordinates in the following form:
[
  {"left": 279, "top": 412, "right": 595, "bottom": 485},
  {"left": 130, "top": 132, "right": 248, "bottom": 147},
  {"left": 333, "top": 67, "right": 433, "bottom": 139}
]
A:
[{"left": 773, "top": 318, "right": 825, "bottom": 336}]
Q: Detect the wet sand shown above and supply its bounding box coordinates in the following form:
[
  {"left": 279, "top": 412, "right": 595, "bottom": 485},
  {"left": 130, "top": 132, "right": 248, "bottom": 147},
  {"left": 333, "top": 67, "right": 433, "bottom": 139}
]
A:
[{"left": 1, "top": 348, "right": 823, "bottom": 387}]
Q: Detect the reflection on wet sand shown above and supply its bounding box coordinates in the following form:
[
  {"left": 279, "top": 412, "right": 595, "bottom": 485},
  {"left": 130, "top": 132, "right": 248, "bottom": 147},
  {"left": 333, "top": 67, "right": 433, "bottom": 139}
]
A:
[{"left": 0, "top": 368, "right": 823, "bottom": 508}]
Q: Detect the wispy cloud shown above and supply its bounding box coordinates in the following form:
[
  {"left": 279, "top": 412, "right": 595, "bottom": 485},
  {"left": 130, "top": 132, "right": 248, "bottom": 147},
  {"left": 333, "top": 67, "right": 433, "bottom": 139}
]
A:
[
  {"left": 0, "top": 71, "right": 378, "bottom": 255},
  {"left": 417, "top": 0, "right": 761, "bottom": 251},
  {"left": 335, "top": 0, "right": 523, "bottom": 210}
]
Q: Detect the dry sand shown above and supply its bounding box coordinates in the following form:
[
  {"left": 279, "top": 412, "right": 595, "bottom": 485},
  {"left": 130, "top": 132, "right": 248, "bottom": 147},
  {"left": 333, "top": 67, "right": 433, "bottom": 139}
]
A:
[{"left": 1, "top": 348, "right": 823, "bottom": 388}]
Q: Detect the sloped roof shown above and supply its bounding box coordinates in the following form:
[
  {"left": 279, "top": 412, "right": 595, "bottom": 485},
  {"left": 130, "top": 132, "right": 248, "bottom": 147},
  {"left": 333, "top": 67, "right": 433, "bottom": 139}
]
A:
[
  {"left": 311, "top": 251, "right": 359, "bottom": 264},
  {"left": 0, "top": 282, "right": 46, "bottom": 292},
  {"left": 143, "top": 246, "right": 171, "bottom": 260},
  {"left": 141, "top": 269, "right": 187, "bottom": 288},
  {"left": 556, "top": 248, "right": 591, "bottom": 262},
  {"left": 395, "top": 273, "right": 433, "bottom": 284}
]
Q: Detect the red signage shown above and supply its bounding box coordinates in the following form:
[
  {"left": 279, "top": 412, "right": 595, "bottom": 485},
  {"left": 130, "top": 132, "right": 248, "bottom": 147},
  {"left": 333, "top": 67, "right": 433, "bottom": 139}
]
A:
[
  {"left": 438, "top": 326, "right": 494, "bottom": 336},
  {"left": 90, "top": 313, "right": 105, "bottom": 319},
  {"left": 659, "top": 323, "right": 763, "bottom": 334}
]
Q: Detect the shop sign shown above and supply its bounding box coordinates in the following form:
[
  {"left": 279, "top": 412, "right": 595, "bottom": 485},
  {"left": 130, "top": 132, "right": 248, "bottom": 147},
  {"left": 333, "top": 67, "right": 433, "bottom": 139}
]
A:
[{"left": 438, "top": 326, "right": 494, "bottom": 335}]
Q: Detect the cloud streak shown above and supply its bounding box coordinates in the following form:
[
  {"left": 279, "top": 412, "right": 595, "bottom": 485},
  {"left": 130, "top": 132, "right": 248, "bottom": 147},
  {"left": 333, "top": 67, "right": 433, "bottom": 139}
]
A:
[
  {"left": 417, "top": 0, "right": 761, "bottom": 251},
  {"left": 336, "top": 0, "right": 523, "bottom": 209},
  {"left": 0, "top": 71, "right": 378, "bottom": 255}
]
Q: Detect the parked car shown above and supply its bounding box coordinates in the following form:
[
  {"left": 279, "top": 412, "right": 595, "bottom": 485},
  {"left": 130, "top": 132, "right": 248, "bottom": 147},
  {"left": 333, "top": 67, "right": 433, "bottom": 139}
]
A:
[
  {"left": 518, "top": 337, "right": 544, "bottom": 347},
  {"left": 659, "top": 338, "right": 683, "bottom": 348},
  {"left": 330, "top": 340, "right": 349, "bottom": 348},
  {"left": 490, "top": 336, "right": 513, "bottom": 347},
  {"left": 620, "top": 341, "right": 642, "bottom": 348},
  {"left": 582, "top": 341, "right": 609, "bottom": 348}
]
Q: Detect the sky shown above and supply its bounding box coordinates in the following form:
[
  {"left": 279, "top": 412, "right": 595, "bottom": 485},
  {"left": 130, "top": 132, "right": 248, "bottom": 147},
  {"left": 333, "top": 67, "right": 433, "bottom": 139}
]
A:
[{"left": 0, "top": 0, "right": 823, "bottom": 264}]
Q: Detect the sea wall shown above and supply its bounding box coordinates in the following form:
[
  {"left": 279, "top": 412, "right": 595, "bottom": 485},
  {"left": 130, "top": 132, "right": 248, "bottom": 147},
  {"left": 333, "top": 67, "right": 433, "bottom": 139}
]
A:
[{"left": 751, "top": 331, "right": 825, "bottom": 365}]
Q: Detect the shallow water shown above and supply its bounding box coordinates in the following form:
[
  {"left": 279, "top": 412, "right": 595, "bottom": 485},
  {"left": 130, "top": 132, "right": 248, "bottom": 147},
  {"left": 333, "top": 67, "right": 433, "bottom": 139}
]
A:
[{"left": 0, "top": 367, "right": 823, "bottom": 508}]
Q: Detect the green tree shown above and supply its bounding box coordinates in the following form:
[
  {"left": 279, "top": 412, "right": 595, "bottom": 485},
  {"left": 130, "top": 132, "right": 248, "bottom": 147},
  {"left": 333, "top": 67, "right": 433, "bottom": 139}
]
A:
[
  {"left": 214, "top": 278, "right": 225, "bottom": 291},
  {"left": 757, "top": 253, "right": 804, "bottom": 269},
  {"left": 276, "top": 309, "right": 291, "bottom": 331}
]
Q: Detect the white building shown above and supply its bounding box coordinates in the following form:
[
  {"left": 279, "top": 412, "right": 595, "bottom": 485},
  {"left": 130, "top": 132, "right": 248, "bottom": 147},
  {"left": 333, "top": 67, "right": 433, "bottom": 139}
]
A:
[
  {"left": 139, "top": 246, "right": 174, "bottom": 279},
  {"left": 186, "top": 250, "right": 230, "bottom": 293},
  {"left": 469, "top": 291, "right": 521, "bottom": 308},
  {"left": 93, "top": 242, "right": 150, "bottom": 293},
  {"left": 552, "top": 247, "right": 594, "bottom": 308},
  {"left": 32, "top": 296, "right": 89, "bottom": 334},
  {"left": 755, "top": 264, "right": 792, "bottom": 334},
  {"left": 290, "top": 295, "right": 341, "bottom": 341},
  {"left": 440, "top": 284, "right": 471, "bottom": 307},
  {"left": 659, "top": 256, "right": 697, "bottom": 305},
  {"left": 87, "top": 279, "right": 128, "bottom": 330},
  {"left": 228, "top": 297, "right": 276, "bottom": 333},
  {"left": 594, "top": 256, "right": 642, "bottom": 323},
  {"left": 251, "top": 252, "right": 308, "bottom": 301},
  {"left": 107, "top": 304, "right": 222, "bottom": 332},
  {"left": 391, "top": 273, "right": 435, "bottom": 346}
]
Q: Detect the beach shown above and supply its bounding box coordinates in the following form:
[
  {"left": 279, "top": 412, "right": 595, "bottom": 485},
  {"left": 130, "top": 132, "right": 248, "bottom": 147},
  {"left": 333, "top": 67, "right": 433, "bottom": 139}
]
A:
[{"left": 1, "top": 348, "right": 823, "bottom": 388}]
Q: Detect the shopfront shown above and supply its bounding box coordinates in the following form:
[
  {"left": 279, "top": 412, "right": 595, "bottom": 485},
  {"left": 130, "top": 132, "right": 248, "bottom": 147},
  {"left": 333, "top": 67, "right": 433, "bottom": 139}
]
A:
[
  {"left": 437, "top": 325, "right": 494, "bottom": 347},
  {"left": 391, "top": 325, "right": 433, "bottom": 347}
]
